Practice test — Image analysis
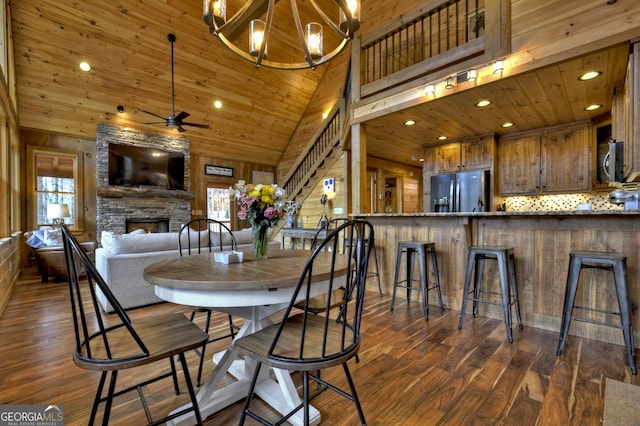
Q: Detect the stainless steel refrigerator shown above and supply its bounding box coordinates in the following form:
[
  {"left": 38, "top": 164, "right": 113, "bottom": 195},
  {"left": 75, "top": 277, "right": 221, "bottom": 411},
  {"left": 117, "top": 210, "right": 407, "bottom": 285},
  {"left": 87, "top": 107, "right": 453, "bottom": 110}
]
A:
[{"left": 430, "top": 170, "right": 490, "bottom": 212}]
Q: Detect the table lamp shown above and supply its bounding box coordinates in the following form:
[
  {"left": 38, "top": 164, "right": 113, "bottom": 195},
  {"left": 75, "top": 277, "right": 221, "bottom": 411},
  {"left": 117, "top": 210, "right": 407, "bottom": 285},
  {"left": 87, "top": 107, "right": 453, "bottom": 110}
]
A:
[{"left": 47, "top": 203, "right": 70, "bottom": 225}]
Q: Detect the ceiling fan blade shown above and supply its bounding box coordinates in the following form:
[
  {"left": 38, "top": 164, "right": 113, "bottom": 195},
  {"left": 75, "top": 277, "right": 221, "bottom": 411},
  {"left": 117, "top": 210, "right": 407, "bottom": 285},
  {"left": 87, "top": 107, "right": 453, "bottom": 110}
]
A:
[
  {"left": 143, "top": 121, "right": 169, "bottom": 125},
  {"left": 174, "top": 111, "right": 190, "bottom": 121},
  {"left": 141, "top": 110, "right": 168, "bottom": 120},
  {"left": 182, "top": 122, "right": 210, "bottom": 129},
  {"left": 178, "top": 125, "right": 186, "bottom": 133}
]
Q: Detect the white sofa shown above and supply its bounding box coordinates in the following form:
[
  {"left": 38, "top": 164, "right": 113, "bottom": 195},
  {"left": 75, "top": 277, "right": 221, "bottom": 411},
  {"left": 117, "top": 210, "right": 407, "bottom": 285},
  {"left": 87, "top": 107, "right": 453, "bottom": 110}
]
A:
[{"left": 95, "top": 228, "right": 280, "bottom": 312}]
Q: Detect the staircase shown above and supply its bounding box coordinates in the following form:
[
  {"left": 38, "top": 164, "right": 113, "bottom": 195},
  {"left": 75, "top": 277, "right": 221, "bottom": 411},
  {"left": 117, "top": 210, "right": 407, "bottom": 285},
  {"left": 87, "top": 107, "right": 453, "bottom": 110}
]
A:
[{"left": 280, "top": 100, "right": 347, "bottom": 218}]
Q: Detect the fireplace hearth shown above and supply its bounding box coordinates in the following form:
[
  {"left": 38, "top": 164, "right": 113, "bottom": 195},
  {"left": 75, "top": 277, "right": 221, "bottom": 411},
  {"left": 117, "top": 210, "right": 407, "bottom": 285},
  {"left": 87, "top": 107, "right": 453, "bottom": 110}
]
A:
[{"left": 126, "top": 217, "right": 170, "bottom": 233}]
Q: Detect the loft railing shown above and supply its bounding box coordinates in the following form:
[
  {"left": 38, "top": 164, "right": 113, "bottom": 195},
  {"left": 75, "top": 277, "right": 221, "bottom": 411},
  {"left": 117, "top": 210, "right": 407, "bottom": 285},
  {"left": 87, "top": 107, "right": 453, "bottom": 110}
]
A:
[
  {"left": 363, "top": 0, "right": 485, "bottom": 86},
  {"left": 361, "top": 0, "right": 490, "bottom": 96},
  {"left": 281, "top": 102, "right": 344, "bottom": 202}
]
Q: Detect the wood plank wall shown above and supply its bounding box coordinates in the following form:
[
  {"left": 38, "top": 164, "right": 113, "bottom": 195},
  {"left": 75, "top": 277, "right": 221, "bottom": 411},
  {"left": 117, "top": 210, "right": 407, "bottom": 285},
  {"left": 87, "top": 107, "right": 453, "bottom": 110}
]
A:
[{"left": 0, "top": 233, "right": 23, "bottom": 317}]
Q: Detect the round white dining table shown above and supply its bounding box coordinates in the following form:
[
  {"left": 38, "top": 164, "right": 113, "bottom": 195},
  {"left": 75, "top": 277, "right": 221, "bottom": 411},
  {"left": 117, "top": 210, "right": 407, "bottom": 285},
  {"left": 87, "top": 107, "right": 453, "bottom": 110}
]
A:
[{"left": 143, "top": 247, "right": 349, "bottom": 426}]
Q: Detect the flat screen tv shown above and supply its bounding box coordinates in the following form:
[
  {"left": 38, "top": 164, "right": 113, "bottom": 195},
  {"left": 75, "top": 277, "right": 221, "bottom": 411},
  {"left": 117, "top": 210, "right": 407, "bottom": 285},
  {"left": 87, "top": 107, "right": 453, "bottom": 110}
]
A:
[{"left": 108, "top": 143, "right": 185, "bottom": 190}]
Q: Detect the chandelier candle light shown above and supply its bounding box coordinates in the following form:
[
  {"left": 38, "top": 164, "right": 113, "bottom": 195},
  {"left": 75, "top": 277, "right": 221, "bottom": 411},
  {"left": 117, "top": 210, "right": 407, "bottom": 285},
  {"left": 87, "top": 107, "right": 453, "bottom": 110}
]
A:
[
  {"left": 229, "top": 181, "right": 286, "bottom": 260},
  {"left": 203, "top": 0, "right": 360, "bottom": 70}
]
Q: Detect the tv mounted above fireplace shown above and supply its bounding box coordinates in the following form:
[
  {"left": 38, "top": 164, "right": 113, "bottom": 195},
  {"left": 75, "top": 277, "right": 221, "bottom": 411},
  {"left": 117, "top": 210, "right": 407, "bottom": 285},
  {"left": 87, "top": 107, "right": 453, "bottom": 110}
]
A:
[{"left": 108, "top": 143, "right": 185, "bottom": 190}]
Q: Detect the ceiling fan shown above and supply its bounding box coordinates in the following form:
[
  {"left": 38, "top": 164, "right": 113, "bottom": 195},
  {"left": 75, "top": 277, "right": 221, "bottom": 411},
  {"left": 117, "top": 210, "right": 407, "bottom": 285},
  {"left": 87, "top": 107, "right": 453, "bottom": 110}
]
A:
[{"left": 142, "top": 33, "right": 210, "bottom": 133}]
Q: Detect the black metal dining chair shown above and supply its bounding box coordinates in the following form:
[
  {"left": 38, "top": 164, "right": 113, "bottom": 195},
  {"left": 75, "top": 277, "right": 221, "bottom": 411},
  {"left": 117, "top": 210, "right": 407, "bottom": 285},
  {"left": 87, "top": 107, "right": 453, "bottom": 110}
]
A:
[
  {"left": 179, "top": 218, "right": 239, "bottom": 386},
  {"left": 60, "top": 224, "right": 207, "bottom": 425},
  {"left": 235, "top": 219, "right": 374, "bottom": 425}
]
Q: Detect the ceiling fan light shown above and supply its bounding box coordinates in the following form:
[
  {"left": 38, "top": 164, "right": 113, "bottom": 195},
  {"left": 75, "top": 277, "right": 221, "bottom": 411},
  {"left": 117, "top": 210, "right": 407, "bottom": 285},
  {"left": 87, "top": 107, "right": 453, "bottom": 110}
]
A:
[
  {"left": 306, "top": 23, "right": 323, "bottom": 59},
  {"left": 250, "top": 20, "right": 267, "bottom": 58}
]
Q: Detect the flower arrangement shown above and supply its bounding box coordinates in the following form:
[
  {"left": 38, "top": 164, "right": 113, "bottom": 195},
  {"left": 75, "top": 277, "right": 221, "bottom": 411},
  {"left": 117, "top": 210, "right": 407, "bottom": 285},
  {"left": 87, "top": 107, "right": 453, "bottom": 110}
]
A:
[
  {"left": 284, "top": 200, "right": 301, "bottom": 216},
  {"left": 228, "top": 181, "right": 286, "bottom": 259},
  {"left": 228, "top": 181, "right": 286, "bottom": 227}
]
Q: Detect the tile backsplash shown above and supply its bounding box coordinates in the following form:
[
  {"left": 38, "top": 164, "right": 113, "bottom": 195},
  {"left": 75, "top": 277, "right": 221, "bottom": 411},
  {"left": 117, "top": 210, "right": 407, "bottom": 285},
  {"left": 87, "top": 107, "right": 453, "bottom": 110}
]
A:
[{"left": 504, "top": 191, "right": 623, "bottom": 212}]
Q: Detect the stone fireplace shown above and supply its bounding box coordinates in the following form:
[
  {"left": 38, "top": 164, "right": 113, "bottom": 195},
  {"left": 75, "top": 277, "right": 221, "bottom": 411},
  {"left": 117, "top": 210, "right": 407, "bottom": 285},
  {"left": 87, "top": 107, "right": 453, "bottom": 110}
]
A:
[
  {"left": 125, "top": 217, "right": 170, "bottom": 233},
  {"left": 96, "top": 124, "right": 193, "bottom": 239}
]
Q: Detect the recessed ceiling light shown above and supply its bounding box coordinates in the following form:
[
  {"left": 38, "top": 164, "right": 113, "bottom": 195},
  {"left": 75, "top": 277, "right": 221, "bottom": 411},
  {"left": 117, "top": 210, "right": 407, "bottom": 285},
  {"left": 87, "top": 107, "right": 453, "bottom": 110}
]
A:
[
  {"left": 476, "top": 99, "right": 491, "bottom": 107},
  {"left": 579, "top": 71, "right": 602, "bottom": 81},
  {"left": 404, "top": 120, "right": 416, "bottom": 126},
  {"left": 501, "top": 122, "right": 514, "bottom": 128},
  {"left": 214, "top": 100, "right": 222, "bottom": 109},
  {"left": 79, "top": 61, "right": 91, "bottom": 72},
  {"left": 438, "top": 135, "right": 448, "bottom": 140},
  {"left": 116, "top": 105, "right": 124, "bottom": 113},
  {"left": 584, "top": 104, "right": 603, "bottom": 111}
]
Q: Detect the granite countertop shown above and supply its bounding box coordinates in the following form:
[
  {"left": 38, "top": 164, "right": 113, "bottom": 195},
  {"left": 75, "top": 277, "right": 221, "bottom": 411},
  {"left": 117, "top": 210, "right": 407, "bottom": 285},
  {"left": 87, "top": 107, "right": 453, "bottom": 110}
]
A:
[{"left": 353, "top": 210, "right": 639, "bottom": 217}]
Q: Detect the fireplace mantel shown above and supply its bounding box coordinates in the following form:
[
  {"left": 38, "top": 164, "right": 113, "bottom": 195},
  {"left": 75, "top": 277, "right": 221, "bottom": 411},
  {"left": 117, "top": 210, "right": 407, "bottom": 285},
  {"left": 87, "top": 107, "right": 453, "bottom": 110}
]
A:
[{"left": 97, "top": 187, "right": 195, "bottom": 200}]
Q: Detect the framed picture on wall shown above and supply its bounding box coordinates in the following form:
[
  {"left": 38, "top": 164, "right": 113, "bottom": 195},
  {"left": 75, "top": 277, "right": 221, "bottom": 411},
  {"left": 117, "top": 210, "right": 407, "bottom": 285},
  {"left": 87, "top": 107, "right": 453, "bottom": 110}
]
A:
[
  {"left": 205, "top": 165, "right": 234, "bottom": 177},
  {"left": 252, "top": 171, "right": 274, "bottom": 185}
]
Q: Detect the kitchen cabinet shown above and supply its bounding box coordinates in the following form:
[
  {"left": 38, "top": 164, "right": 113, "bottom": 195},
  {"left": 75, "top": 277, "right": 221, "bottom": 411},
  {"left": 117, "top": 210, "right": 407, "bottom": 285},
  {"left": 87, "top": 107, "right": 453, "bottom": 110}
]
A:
[
  {"left": 433, "top": 142, "right": 461, "bottom": 173},
  {"left": 432, "top": 136, "right": 495, "bottom": 174},
  {"left": 611, "top": 41, "right": 640, "bottom": 181},
  {"left": 499, "top": 122, "right": 590, "bottom": 195}
]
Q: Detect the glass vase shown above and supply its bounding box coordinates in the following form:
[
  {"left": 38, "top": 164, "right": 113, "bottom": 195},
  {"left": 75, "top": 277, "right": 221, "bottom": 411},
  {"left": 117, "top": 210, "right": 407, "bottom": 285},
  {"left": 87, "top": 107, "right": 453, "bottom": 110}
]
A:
[{"left": 252, "top": 223, "right": 269, "bottom": 260}]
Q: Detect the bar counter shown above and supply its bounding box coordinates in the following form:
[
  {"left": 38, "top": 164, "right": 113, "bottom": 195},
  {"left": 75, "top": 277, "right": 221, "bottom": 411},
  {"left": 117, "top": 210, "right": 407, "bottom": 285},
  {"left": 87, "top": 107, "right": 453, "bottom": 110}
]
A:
[{"left": 353, "top": 210, "right": 640, "bottom": 346}]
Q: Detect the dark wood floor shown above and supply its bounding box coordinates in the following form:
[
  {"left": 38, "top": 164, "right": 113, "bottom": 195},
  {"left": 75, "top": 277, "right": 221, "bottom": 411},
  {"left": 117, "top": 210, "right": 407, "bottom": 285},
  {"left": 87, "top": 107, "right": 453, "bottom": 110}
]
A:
[{"left": 1, "top": 267, "right": 638, "bottom": 425}]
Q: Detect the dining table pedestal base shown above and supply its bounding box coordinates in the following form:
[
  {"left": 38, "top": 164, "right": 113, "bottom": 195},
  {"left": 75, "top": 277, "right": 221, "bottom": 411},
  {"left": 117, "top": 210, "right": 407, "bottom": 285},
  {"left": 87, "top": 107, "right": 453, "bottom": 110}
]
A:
[{"left": 165, "top": 305, "right": 321, "bottom": 426}]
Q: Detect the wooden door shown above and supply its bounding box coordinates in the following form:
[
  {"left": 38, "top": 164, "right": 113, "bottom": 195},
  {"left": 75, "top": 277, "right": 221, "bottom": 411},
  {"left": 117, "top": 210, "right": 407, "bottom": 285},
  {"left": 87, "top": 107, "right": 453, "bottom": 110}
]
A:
[{"left": 498, "top": 135, "right": 541, "bottom": 194}]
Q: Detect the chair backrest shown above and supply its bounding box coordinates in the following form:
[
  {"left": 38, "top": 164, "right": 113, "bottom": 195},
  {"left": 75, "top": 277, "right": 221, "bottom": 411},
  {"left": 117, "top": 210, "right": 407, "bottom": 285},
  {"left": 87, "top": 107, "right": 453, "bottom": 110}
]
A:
[
  {"left": 60, "top": 224, "right": 149, "bottom": 365},
  {"left": 311, "top": 218, "right": 350, "bottom": 253},
  {"left": 179, "top": 218, "right": 237, "bottom": 256},
  {"left": 268, "top": 219, "right": 374, "bottom": 363}
]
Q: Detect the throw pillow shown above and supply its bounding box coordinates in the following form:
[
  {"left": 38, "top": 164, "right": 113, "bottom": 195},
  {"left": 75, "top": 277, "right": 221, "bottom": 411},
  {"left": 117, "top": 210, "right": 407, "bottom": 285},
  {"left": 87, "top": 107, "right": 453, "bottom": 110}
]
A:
[
  {"left": 101, "top": 231, "right": 178, "bottom": 254},
  {"left": 232, "top": 227, "right": 253, "bottom": 245},
  {"left": 43, "top": 229, "right": 63, "bottom": 247},
  {"left": 25, "top": 230, "right": 47, "bottom": 248}
]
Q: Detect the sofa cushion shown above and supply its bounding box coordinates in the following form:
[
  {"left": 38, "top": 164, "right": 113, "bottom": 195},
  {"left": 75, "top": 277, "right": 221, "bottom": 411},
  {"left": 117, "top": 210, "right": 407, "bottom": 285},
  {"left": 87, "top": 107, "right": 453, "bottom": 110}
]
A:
[
  {"left": 101, "top": 231, "right": 179, "bottom": 254},
  {"left": 231, "top": 227, "right": 253, "bottom": 245},
  {"left": 178, "top": 227, "right": 211, "bottom": 248}
]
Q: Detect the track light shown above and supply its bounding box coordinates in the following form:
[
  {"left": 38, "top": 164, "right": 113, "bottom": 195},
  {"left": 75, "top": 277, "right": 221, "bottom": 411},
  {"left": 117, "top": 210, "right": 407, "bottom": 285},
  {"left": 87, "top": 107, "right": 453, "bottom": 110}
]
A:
[
  {"left": 493, "top": 60, "right": 504, "bottom": 74},
  {"left": 445, "top": 77, "right": 454, "bottom": 89},
  {"left": 424, "top": 84, "right": 435, "bottom": 96}
]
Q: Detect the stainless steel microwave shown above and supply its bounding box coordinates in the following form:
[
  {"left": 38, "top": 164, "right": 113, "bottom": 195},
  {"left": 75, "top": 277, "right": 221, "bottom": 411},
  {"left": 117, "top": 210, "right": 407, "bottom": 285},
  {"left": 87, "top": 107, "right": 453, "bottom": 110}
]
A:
[{"left": 603, "top": 140, "right": 625, "bottom": 183}]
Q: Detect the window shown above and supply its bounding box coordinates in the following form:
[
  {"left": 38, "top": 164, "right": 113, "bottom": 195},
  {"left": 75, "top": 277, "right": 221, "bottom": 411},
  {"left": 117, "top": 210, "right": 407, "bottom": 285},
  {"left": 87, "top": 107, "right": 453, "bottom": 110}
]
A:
[
  {"left": 28, "top": 148, "right": 82, "bottom": 228},
  {"left": 207, "top": 187, "right": 231, "bottom": 230}
]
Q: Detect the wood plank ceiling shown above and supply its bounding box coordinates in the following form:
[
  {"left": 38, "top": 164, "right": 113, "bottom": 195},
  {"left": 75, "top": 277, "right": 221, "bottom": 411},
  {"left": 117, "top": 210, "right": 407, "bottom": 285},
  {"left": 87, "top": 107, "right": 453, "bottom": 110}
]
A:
[{"left": 9, "top": 1, "right": 631, "bottom": 168}]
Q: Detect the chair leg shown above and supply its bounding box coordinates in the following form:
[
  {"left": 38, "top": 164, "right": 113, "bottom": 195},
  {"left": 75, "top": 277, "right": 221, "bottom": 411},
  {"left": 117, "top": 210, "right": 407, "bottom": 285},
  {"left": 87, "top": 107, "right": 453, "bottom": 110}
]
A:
[
  {"left": 613, "top": 260, "right": 637, "bottom": 375},
  {"left": 406, "top": 249, "right": 415, "bottom": 302},
  {"left": 390, "top": 244, "right": 404, "bottom": 312},
  {"left": 557, "top": 257, "right": 582, "bottom": 356},
  {"left": 169, "top": 355, "right": 180, "bottom": 395},
  {"left": 496, "top": 253, "right": 513, "bottom": 343},
  {"left": 227, "top": 314, "right": 236, "bottom": 338},
  {"left": 102, "top": 370, "right": 119, "bottom": 426},
  {"left": 417, "top": 247, "right": 428, "bottom": 320},
  {"left": 371, "top": 244, "right": 383, "bottom": 296},
  {"left": 429, "top": 248, "right": 445, "bottom": 312},
  {"left": 90, "top": 371, "right": 108, "bottom": 426},
  {"left": 177, "top": 352, "right": 204, "bottom": 425},
  {"left": 343, "top": 363, "right": 367, "bottom": 425},
  {"left": 239, "top": 362, "right": 264, "bottom": 425},
  {"left": 195, "top": 310, "right": 213, "bottom": 387},
  {"left": 459, "top": 251, "right": 476, "bottom": 331},
  {"left": 508, "top": 253, "right": 523, "bottom": 330}
]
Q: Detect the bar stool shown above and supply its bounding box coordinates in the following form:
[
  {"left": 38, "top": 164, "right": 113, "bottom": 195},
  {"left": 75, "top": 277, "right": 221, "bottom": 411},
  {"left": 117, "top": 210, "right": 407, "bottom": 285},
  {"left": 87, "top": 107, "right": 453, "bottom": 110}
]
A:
[
  {"left": 390, "top": 241, "right": 444, "bottom": 320},
  {"left": 366, "top": 241, "right": 383, "bottom": 296},
  {"left": 458, "top": 245, "right": 522, "bottom": 343},
  {"left": 556, "top": 251, "right": 636, "bottom": 375}
]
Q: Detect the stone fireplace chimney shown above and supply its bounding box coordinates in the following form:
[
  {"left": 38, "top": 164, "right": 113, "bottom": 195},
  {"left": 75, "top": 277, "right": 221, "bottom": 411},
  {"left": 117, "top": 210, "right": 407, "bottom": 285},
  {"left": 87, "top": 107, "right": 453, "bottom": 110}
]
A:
[{"left": 95, "top": 124, "right": 193, "bottom": 239}]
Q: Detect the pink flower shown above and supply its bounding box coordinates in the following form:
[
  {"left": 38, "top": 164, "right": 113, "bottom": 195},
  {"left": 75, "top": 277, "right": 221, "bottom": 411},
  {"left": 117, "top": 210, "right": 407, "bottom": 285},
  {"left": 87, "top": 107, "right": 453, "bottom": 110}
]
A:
[{"left": 264, "top": 207, "right": 278, "bottom": 219}]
